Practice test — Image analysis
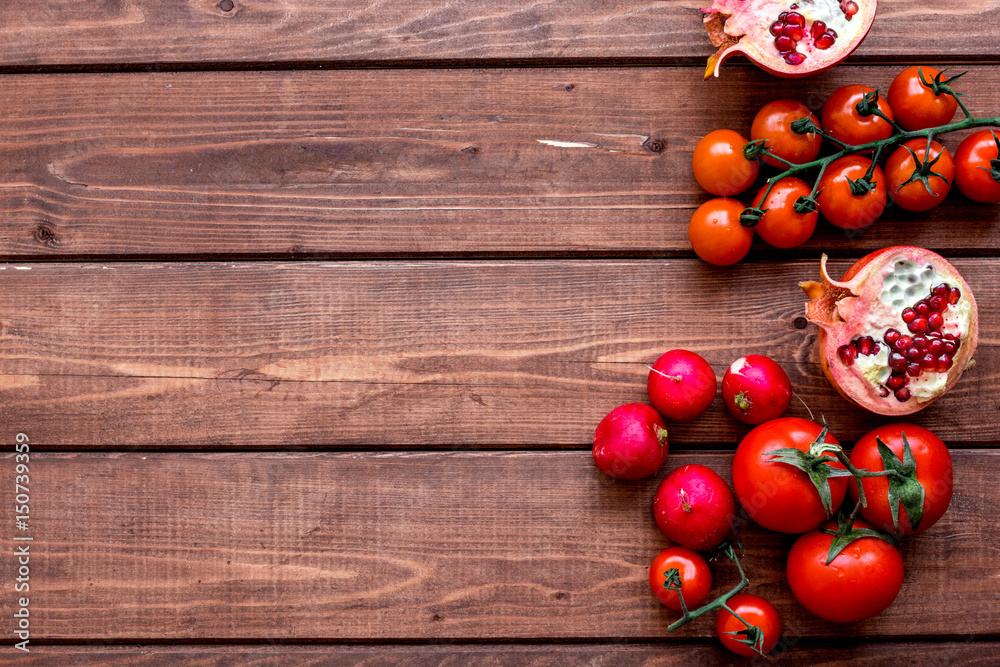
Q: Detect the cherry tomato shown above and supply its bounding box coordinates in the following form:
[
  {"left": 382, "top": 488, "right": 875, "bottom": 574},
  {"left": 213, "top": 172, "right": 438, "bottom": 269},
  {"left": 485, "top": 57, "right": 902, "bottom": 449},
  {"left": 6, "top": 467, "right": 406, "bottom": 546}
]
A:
[
  {"left": 732, "top": 417, "right": 848, "bottom": 534},
  {"left": 716, "top": 594, "right": 781, "bottom": 658},
  {"left": 787, "top": 519, "right": 904, "bottom": 623},
  {"left": 848, "top": 423, "right": 953, "bottom": 536},
  {"left": 954, "top": 129, "right": 1000, "bottom": 204},
  {"left": 648, "top": 546, "right": 712, "bottom": 612},
  {"left": 751, "top": 99, "right": 822, "bottom": 168},
  {"left": 887, "top": 66, "right": 958, "bottom": 132},
  {"left": 751, "top": 177, "right": 818, "bottom": 248},
  {"left": 815, "top": 156, "right": 887, "bottom": 230},
  {"left": 885, "top": 138, "right": 954, "bottom": 212},
  {"left": 688, "top": 198, "right": 754, "bottom": 266},
  {"left": 821, "top": 85, "right": 895, "bottom": 146},
  {"left": 692, "top": 129, "right": 760, "bottom": 196}
]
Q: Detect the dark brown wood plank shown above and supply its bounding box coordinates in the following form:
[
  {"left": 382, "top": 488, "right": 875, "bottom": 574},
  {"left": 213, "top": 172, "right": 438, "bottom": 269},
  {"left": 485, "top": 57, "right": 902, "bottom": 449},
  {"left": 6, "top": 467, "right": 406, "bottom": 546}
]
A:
[
  {"left": 2, "top": 66, "right": 999, "bottom": 260},
  {"left": 1, "top": 450, "right": 997, "bottom": 640},
  {"left": 1, "top": 1, "right": 998, "bottom": 68},
  {"left": 5, "top": 642, "right": 1000, "bottom": 665},
  {"left": 2, "top": 259, "right": 996, "bottom": 448}
]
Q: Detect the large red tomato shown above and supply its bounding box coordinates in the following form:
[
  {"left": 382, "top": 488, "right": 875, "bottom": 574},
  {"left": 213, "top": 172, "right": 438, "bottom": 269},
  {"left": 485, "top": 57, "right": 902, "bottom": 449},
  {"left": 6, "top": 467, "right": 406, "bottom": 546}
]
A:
[
  {"left": 787, "top": 519, "right": 904, "bottom": 623},
  {"left": 732, "top": 418, "right": 849, "bottom": 534},
  {"left": 848, "top": 423, "right": 953, "bottom": 536}
]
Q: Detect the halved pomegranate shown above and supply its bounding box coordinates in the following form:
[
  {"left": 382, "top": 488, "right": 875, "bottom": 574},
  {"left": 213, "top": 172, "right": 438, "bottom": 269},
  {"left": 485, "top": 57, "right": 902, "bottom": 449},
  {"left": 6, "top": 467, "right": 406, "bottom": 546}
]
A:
[
  {"left": 801, "top": 247, "right": 978, "bottom": 415},
  {"left": 702, "top": 1, "right": 877, "bottom": 79}
]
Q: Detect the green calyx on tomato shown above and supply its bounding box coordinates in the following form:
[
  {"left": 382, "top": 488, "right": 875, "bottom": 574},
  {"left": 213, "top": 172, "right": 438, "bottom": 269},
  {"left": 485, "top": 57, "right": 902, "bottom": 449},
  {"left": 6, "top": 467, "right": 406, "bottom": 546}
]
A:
[
  {"left": 979, "top": 130, "right": 1000, "bottom": 184},
  {"left": 764, "top": 423, "right": 853, "bottom": 518},
  {"left": 895, "top": 137, "right": 952, "bottom": 197},
  {"left": 873, "top": 433, "right": 925, "bottom": 532},
  {"left": 820, "top": 511, "right": 896, "bottom": 565},
  {"left": 917, "top": 67, "right": 968, "bottom": 103},
  {"left": 848, "top": 170, "right": 880, "bottom": 196},
  {"left": 793, "top": 195, "right": 819, "bottom": 214},
  {"left": 720, "top": 620, "right": 766, "bottom": 656},
  {"left": 854, "top": 87, "right": 888, "bottom": 120}
]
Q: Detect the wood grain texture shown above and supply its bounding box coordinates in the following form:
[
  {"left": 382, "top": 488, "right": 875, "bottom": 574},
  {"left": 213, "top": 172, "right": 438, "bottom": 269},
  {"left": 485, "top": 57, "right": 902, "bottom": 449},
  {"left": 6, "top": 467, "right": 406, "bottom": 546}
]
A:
[
  {"left": 1, "top": 1, "right": 998, "bottom": 68},
  {"left": 5, "top": 642, "right": 1000, "bottom": 666},
  {"left": 1, "top": 450, "right": 997, "bottom": 641},
  {"left": 2, "top": 66, "right": 999, "bottom": 261},
  {"left": 1, "top": 259, "right": 997, "bottom": 448}
]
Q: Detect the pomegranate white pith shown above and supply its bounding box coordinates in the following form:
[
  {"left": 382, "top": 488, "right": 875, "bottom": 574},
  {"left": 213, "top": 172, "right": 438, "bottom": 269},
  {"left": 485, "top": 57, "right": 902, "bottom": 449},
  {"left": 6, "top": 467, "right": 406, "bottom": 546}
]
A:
[
  {"left": 801, "top": 248, "right": 978, "bottom": 416},
  {"left": 702, "top": 0, "right": 876, "bottom": 79}
]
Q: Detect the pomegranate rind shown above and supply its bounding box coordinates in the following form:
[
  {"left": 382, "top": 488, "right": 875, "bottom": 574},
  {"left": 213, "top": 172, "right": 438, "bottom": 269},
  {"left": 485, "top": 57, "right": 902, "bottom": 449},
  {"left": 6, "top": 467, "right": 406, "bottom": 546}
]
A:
[
  {"left": 801, "top": 248, "right": 978, "bottom": 416},
  {"left": 702, "top": 1, "right": 877, "bottom": 79}
]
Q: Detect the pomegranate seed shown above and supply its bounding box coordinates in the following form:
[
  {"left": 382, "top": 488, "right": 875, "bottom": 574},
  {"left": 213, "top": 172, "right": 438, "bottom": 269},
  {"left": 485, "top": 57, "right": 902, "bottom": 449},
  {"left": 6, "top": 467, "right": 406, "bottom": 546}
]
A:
[
  {"left": 901, "top": 308, "right": 917, "bottom": 323},
  {"left": 811, "top": 20, "right": 827, "bottom": 39},
  {"left": 921, "top": 353, "right": 937, "bottom": 370},
  {"left": 906, "top": 363, "right": 922, "bottom": 377},
  {"left": 936, "top": 356, "right": 953, "bottom": 372},
  {"left": 927, "top": 312, "right": 944, "bottom": 331},
  {"left": 775, "top": 35, "right": 796, "bottom": 51},
  {"left": 929, "top": 296, "right": 947, "bottom": 312},
  {"left": 770, "top": 20, "right": 785, "bottom": 36},
  {"left": 815, "top": 33, "right": 836, "bottom": 49},
  {"left": 785, "top": 12, "right": 805, "bottom": 27},
  {"left": 857, "top": 336, "right": 875, "bottom": 356},
  {"left": 905, "top": 347, "right": 922, "bottom": 362},
  {"left": 784, "top": 51, "right": 806, "bottom": 65},
  {"left": 842, "top": 1, "right": 859, "bottom": 20},
  {"left": 928, "top": 339, "right": 945, "bottom": 356},
  {"left": 838, "top": 344, "right": 857, "bottom": 366},
  {"left": 828, "top": 29, "right": 837, "bottom": 38},
  {"left": 888, "top": 351, "right": 907, "bottom": 371},
  {"left": 907, "top": 317, "right": 928, "bottom": 334},
  {"left": 779, "top": 11, "right": 788, "bottom": 20},
  {"left": 948, "top": 287, "right": 961, "bottom": 304},
  {"left": 878, "top": 386, "right": 890, "bottom": 398},
  {"left": 783, "top": 24, "right": 804, "bottom": 41},
  {"left": 932, "top": 283, "right": 949, "bottom": 298},
  {"left": 884, "top": 328, "right": 901, "bottom": 346},
  {"left": 895, "top": 387, "right": 911, "bottom": 402},
  {"left": 943, "top": 340, "right": 958, "bottom": 355},
  {"left": 894, "top": 335, "right": 913, "bottom": 351},
  {"left": 915, "top": 300, "right": 930, "bottom": 316},
  {"left": 886, "top": 374, "right": 905, "bottom": 390},
  {"left": 911, "top": 335, "right": 927, "bottom": 350},
  {"left": 873, "top": 342, "right": 882, "bottom": 355},
  {"left": 943, "top": 332, "right": 958, "bottom": 341}
]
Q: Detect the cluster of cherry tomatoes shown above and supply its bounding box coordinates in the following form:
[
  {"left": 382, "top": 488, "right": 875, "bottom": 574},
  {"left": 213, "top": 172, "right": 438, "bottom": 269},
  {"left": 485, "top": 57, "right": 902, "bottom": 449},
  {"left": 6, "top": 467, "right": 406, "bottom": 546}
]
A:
[
  {"left": 590, "top": 349, "right": 954, "bottom": 657},
  {"left": 688, "top": 66, "right": 1000, "bottom": 266}
]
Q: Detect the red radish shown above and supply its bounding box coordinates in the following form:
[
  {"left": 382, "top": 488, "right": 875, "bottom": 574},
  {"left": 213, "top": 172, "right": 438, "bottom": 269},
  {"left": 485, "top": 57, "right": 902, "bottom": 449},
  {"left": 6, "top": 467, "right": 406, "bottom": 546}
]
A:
[
  {"left": 722, "top": 355, "right": 793, "bottom": 425},
  {"left": 592, "top": 403, "right": 669, "bottom": 480},
  {"left": 647, "top": 350, "right": 718, "bottom": 422},
  {"left": 653, "top": 464, "right": 736, "bottom": 551}
]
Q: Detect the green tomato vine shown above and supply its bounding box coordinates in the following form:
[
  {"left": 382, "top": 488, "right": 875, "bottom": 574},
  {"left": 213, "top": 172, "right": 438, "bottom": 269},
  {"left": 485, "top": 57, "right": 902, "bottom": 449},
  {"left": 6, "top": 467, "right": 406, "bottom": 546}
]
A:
[{"left": 737, "top": 70, "right": 1000, "bottom": 227}]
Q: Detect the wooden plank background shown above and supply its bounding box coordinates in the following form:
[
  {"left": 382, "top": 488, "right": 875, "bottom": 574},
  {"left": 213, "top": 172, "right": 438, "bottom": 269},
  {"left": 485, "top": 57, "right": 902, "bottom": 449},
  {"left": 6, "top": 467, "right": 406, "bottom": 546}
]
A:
[
  {"left": 0, "top": 259, "right": 997, "bottom": 448},
  {"left": 1, "top": 1, "right": 998, "bottom": 68},
  {"left": 2, "top": 0, "right": 999, "bottom": 663},
  {"left": 2, "top": 451, "right": 997, "bottom": 641},
  {"left": 2, "top": 66, "right": 999, "bottom": 260}
]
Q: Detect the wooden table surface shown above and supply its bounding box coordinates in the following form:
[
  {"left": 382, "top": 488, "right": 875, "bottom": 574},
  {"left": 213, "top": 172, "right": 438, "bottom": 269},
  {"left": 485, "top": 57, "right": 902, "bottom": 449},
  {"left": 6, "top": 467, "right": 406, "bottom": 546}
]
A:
[{"left": 2, "top": 2, "right": 1000, "bottom": 664}]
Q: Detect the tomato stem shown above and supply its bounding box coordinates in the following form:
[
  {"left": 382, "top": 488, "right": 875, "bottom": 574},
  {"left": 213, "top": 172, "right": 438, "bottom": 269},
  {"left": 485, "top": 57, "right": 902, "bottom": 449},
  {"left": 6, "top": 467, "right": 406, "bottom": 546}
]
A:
[
  {"left": 742, "top": 112, "right": 1000, "bottom": 221},
  {"left": 666, "top": 542, "right": 752, "bottom": 632}
]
